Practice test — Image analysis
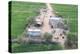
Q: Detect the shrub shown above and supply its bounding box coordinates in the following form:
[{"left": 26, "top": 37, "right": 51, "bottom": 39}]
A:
[
  {"left": 43, "top": 32, "right": 52, "bottom": 42},
  {"left": 65, "top": 33, "right": 78, "bottom": 49}
]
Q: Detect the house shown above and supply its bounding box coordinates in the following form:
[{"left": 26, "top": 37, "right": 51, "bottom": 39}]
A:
[
  {"left": 26, "top": 27, "right": 43, "bottom": 42},
  {"left": 49, "top": 16, "right": 64, "bottom": 28},
  {"left": 27, "top": 27, "right": 42, "bottom": 37}
]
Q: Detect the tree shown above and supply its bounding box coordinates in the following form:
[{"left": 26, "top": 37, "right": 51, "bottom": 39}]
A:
[
  {"left": 65, "top": 33, "right": 78, "bottom": 49},
  {"left": 43, "top": 32, "right": 52, "bottom": 42}
]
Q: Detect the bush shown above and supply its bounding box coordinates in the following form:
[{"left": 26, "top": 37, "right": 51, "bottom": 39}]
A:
[
  {"left": 65, "top": 33, "right": 78, "bottom": 49},
  {"left": 43, "top": 32, "right": 52, "bottom": 42}
]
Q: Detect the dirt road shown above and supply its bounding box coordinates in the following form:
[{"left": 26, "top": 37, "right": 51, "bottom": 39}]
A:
[{"left": 42, "top": 3, "right": 55, "bottom": 33}]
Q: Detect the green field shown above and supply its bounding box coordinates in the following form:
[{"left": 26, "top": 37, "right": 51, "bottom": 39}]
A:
[
  {"left": 12, "top": 43, "right": 63, "bottom": 53},
  {"left": 11, "top": 1, "right": 78, "bottom": 53}
]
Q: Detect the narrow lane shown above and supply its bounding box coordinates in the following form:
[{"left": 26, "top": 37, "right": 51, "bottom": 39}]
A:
[{"left": 42, "top": 3, "right": 54, "bottom": 33}]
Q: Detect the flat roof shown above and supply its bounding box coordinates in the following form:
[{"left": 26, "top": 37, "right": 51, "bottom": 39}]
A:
[
  {"left": 28, "top": 28, "right": 41, "bottom": 31},
  {"left": 49, "top": 16, "right": 62, "bottom": 20}
]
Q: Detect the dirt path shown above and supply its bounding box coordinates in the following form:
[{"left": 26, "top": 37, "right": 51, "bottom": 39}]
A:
[
  {"left": 42, "top": 13, "right": 51, "bottom": 33},
  {"left": 41, "top": 3, "right": 55, "bottom": 33},
  {"left": 46, "top": 3, "right": 55, "bottom": 16},
  {"left": 46, "top": 3, "right": 53, "bottom": 13}
]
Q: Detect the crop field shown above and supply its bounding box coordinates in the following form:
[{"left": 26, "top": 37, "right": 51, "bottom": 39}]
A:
[{"left": 10, "top": 1, "right": 78, "bottom": 53}]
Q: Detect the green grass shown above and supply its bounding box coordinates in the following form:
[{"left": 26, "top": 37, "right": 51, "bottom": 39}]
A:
[
  {"left": 12, "top": 43, "right": 63, "bottom": 53},
  {"left": 11, "top": 1, "right": 46, "bottom": 38}
]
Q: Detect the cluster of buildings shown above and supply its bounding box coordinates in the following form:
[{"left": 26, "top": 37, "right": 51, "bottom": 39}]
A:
[{"left": 25, "top": 8, "right": 69, "bottom": 45}]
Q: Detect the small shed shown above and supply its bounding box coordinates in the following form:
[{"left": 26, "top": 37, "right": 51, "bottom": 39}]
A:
[{"left": 35, "top": 16, "right": 43, "bottom": 27}]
